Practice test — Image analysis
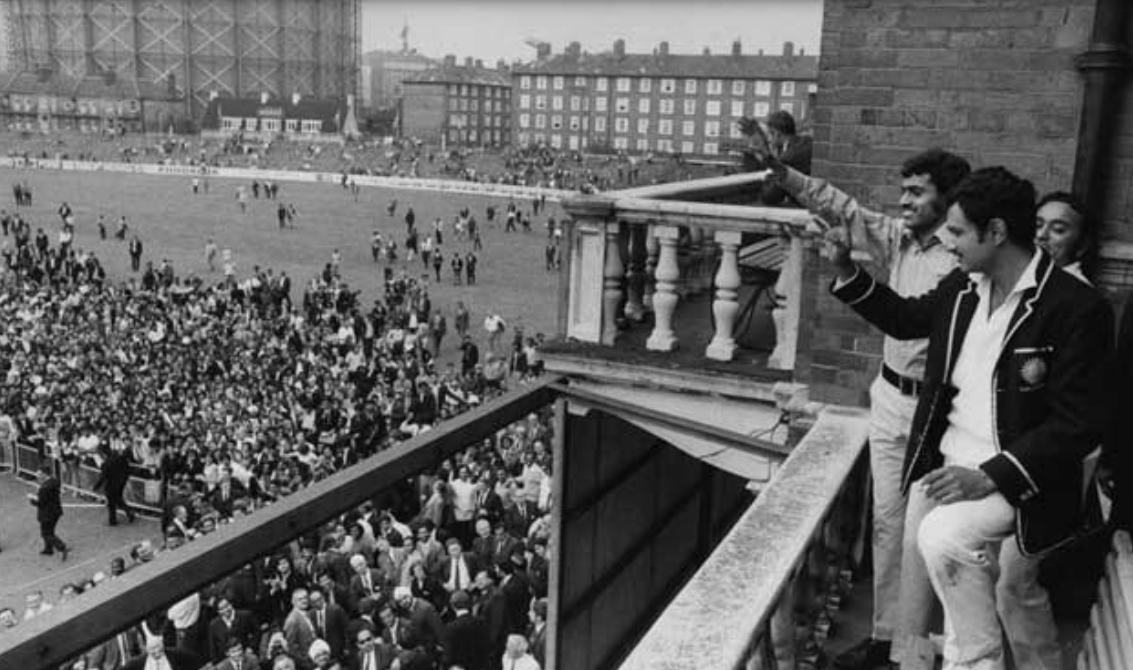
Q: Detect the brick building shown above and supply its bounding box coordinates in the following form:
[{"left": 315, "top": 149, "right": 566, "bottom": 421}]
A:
[
  {"left": 511, "top": 40, "right": 817, "bottom": 156},
  {"left": 401, "top": 56, "right": 512, "bottom": 148},
  {"left": 793, "top": 0, "right": 1132, "bottom": 407},
  {"left": 199, "top": 92, "right": 357, "bottom": 142},
  {"left": 361, "top": 49, "right": 435, "bottom": 111}
]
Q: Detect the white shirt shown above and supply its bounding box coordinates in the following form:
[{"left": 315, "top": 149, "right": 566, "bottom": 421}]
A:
[
  {"left": 450, "top": 478, "right": 477, "bottom": 520},
  {"left": 940, "top": 252, "right": 1040, "bottom": 468}
]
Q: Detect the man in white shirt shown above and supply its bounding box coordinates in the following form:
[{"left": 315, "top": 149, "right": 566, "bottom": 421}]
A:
[{"left": 830, "top": 167, "right": 1112, "bottom": 670}]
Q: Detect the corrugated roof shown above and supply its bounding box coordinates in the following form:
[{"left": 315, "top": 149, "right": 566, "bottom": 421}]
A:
[
  {"left": 515, "top": 52, "right": 818, "bottom": 80},
  {"left": 404, "top": 65, "right": 510, "bottom": 87}
]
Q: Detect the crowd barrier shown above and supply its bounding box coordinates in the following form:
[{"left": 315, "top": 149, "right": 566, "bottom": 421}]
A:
[
  {"left": 11, "top": 442, "right": 164, "bottom": 517},
  {"left": 0, "top": 156, "right": 574, "bottom": 202}
]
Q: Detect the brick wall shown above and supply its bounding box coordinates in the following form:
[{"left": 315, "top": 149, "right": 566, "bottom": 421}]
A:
[{"left": 798, "top": 0, "right": 1100, "bottom": 405}]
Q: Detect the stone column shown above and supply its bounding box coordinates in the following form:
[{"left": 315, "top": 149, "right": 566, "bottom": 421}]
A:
[
  {"left": 768, "top": 234, "right": 804, "bottom": 371},
  {"left": 601, "top": 222, "right": 625, "bottom": 345},
  {"left": 560, "top": 196, "right": 616, "bottom": 343},
  {"left": 643, "top": 227, "right": 659, "bottom": 311},
  {"left": 646, "top": 225, "right": 681, "bottom": 351},
  {"left": 706, "top": 230, "right": 742, "bottom": 361},
  {"left": 624, "top": 224, "right": 647, "bottom": 323}
]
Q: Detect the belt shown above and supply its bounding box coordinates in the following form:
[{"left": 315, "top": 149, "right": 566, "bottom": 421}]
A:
[{"left": 882, "top": 364, "right": 924, "bottom": 397}]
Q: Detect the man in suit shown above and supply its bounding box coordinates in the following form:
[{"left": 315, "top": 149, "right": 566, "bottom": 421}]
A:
[
  {"left": 503, "top": 496, "right": 538, "bottom": 540},
  {"left": 755, "top": 110, "right": 813, "bottom": 206},
  {"left": 442, "top": 590, "right": 490, "bottom": 670},
  {"left": 86, "top": 625, "right": 143, "bottom": 670},
  {"left": 527, "top": 598, "right": 547, "bottom": 669},
  {"left": 828, "top": 167, "right": 1112, "bottom": 670},
  {"left": 392, "top": 586, "right": 445, "bottom": 657},
  {"left": 214, "top": 637, "right": 259, "bottom": 670},
  {"left": 282, "top": 588, "right": 317, "bottom": 670},
  {"left": 438, "top": 538, "right": 478, "bottom": 594},
  {"left": 470, "top": 518, "right": 496, "bottom": 569},
  {"left": 95, "top": 445, "right": 136, "bottom": 526},
  {"left": 207, "top": 595, "right": 258, "bottom": 663},
  {"left": 472, "top": 570, "right": 508, "bottom": 667},
  {"left": 210, "top": 465, "right": 247, "bottom": 520},
  {"left": 349, "top": 625, "right": 396, "bottom": 670},
  {"left": 475, "top": 475, "right": 505, "bottom": 523},
  {"left": 348, "top": 554, "right": 387, "bottom": 614},
  {"left": 308, "top": 586, "right": 349, "bottom": 663},
  {"left": 30, "top": 462, "right": 68, "bottom": 559},
  {"left": 497, "top": 556, "right": 532, "bottom": 636}
]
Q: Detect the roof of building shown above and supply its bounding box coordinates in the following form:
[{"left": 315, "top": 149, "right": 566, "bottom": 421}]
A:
[
  {"left": 200, "top": 95, "right": 347, "bottom": 132},
  {"left": 515, "top": 51, "right": 818, "bottom": 80},
  {"left": 1, "top": 71, "right": 180, "bottom": 100},
  {"left": 403, "top": 65, "right": 510, "bottom": 88},
  {"left": 363, "top": 49, "right": 436, "bottom": 67}
]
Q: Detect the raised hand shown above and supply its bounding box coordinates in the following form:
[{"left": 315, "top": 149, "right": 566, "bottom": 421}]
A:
[
  {"left": 823, "top": 223, "right": 856, "bottom": 280},
  {"left": 735, "top": 117, "right": 784, "bottom": 178}
]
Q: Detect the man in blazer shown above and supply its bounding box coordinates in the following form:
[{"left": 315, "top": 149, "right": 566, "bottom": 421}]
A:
[
  {"left": 829, "top": 167, "right": 1111, "bottom": 670},
  {"left": 347, "top": 554, "right": 388, "bottom": 614},
  {"left": 207, "top": 595, "right": 258, "bottom": 663},
  {"left": 30, "top": 462, "right": 68, "bottom": 559}
]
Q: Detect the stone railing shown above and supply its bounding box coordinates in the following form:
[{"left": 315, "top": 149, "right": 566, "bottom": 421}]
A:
[
  {"left": 561, "top": 173, "right": 815, "bottom": 370},
  {"left": 1077, "top": 530, "right": 1133, "bottom": 670},
  {"left": 615, "top": 405, "right": 870, "bottom": 670}
]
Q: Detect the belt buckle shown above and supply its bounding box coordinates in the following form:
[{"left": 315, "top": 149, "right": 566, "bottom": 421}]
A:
[{"left": 902, "top": 377, "right": 918, "bottom": 396}]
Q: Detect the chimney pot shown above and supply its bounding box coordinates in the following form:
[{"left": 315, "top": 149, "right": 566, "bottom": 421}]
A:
[
  {"left": 536, "top": 43, "right": 551, "bottom": 60},
  {"left": 732, "top": 40, "right": 742, "bottom": 56},
  {"left": 614, "top": 39, "right": 625, "bottom": 58},
  {"left": 702, "top": 47, "right": 711, "bottom": 56},
  {"left": 475, "top": 59, "right": 483, "bottom": 68},
  {"left": 444, "top": 54, "right": 456, "bottom": 68},
  {"left": 799, "top": 47, "right": 805, "bottom": 56},
  {"left": 783, "top": 41, "right": 795, "bottom": 57},
  {"left": 659, "top": 41, "right": 669, "bottom": 56},
  {"left": 464, "top": 57, "right": 473, "bottom": 67}
]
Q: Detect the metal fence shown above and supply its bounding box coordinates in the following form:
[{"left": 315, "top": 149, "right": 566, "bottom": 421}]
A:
[
  {"left": 1077, "top": 530, "right": 1133, "bottom": 670},
  {"left": 11, "top": 443, "right": 164, "bottom": 517}
]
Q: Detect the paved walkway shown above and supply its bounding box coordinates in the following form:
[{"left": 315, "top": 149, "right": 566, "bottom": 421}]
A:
[{"left": 0, "top": 471, "right": 159, "bottom": 614}]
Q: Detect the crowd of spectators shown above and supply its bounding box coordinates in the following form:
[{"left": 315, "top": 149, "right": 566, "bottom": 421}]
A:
[{"left": 0, "top": 197, "right": 555, "bottom": 670}]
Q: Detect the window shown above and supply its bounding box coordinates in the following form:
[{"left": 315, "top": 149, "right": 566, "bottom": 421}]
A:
[
  {"left": 519, "top": 94, "right": 530, "bottom": 108},
  {"left": 636, "top": 138, "right": 649, "bottom": 151},
  {"left": 614, "top": 136, "right": 628, "bottom": 150},
  {"left": 615, "top": 117, "right": 629, "bottom": 133},
  {"left": 703, "top": 142, "right": 718, "bottom": 155},
  {"left": 615, "top": 98, "right": 630, "bottom": 113},
  {"left": 658, "top": 119, "right": 673, "bottom": 135},
  {"left": 660, "top": 99, "right": 674, "bottom": 114},
  {"left": 552, "top": 96, "right": 563, "bottom": 111},
  {"left": 707, "top": 79, "right": 722, "bottom": 94},
  {"left": 519, "top": 114, "right": 530, "bottom": 128},
  {"left": 518, "top": 132, "right": 530, "bottom": 145},
  {"left": 730, "top": 123, "right": 744, "bottom": 138},
  {"left": 301, "top": 119, "right": 321, "bottom": 134},
  {"left": 730, "top": 101, "right": 744, "bottom": 117},
  {"left": 683, "top": 99, "right": 696, "bottom": 115},
  {"left": 657, "top": 138, "right": 673, "bottom": 152},
  {"left": 595, "top": 97, "right": 607, "bottom": 112},
  {"left": 705, "top": 120, "right": 720, "bottom": 137},
  {"left": 223, "top": 117, "right": 241, "bottom": 131},
  {"left": 682, "top": 120, "right": 695, "bottom": 136},
  {"left": 754, "top": 102, "right": 770, "bottom": 117},
  {"left": 262, "top": 118, "right": 280, "bottom": 132},
  {"left": 639, "top": 78, "right": 652, "bottom": 93},
  {"left": 535, "top": 114, "right": 546, "bottom": 129},
  {"left": 595, "top": 117, "right": 606, "bottom": 132},
  {"left": 449, "top": 129, "right": 459, "bottom": 142},
  {"left": 660, "top": 78, "right": 676, "bottom": 93},
  {"left": 534, "top": 133, "right": 545, "bottom": 144},
  {"left": 536, "top": 76, "right": 547, "bottom": 90},
  {"left": 570, "top": 96, "right": 581, "bottom": 111},
  {"left": 535, "top": 95, "right": 547, "bottom": 110},
  {"left": 616, "top": 77, "right": 631, "bottom": 92},
  {"left": 780, "top": 102, "right": 794, "bottom": 115},
  {"left": 285, "top": 118, "right": 298, "bottom": 133},
  {"left": 596, "top": 77, "right": 608, "bottom": 92},
  {"left": 681, "top": 140, "right": 694, "bottom": 153},
  {"left": 468, "top": 129, "right": 477, "bottom": 142},
  {"left": 551, "top": 115, "right": 563, "bottom": 130},
  {"left": 637, "top": 118, "right": 649, "bottom": 133},
  {"left": 551, "top": 134, "right": 562, "bottom": 149},
  {"left": 706, "top": 100, "right": 720, "bottom": 116},
  {"left": 755, "top": 80, "right": 771, "bottom": 96},
  {"left": 553, "top": 76, "right": 564, "bottom": 90},
  {"left": 569, "top": 116, "right": 580, "bottom": 130},
  {"left": 808, "top": 83, "right": 817, "bottom": 93},
  {"left": 732, "top": 80, "right": 745, "bottom": 96},
  {"left": 638, "top": 98, "right": 650, "bottom": 114},
  {"left": 575, "top": 76, "right": 587, "bottom": 87},
  {"left": 781, "top": 81, "right": 795, "bottom": 96},
  {"left": 684, "top": 79, "right": 697, "bottom": 94}
]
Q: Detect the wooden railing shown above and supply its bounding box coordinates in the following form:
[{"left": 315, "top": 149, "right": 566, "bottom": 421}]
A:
[
  {"left": 1077, "top": 530, "right": 1133, "bottom": 670},
  {"left": 615, "top": 405, "right": 870, "bottom": 670},
  {"left": 561, "top": 173, "right": 815, "bottom": 370}
]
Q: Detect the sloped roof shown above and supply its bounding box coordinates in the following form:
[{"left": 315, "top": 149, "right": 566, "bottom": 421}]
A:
[
  {"left": 515, "top": 51, "right": 818, "bottom": 81},
  {"left": 202, "top": 95, "right": 346, "bottom": 132},
  {"left": 404, "top": 65, "right": 510, "bottom": 88}
]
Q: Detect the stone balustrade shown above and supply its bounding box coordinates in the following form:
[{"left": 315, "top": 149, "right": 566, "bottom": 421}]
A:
[
  {"left": 1077, "top": 530, "right": 1133, "bottom": 670},
  {"left": 561, "top": 173, "right": 815, "bottom": 370}
]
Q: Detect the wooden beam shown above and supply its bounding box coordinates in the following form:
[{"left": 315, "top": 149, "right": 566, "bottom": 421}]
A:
[{"left": 0, "top": 378, "right": 563, "bottom": 670}]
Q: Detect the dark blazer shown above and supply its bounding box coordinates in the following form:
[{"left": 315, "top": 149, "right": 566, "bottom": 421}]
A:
[
  {"left": 310, "top": 602, "right": 350, "bottom": 661},
  {"left": 1104, "top": 292, "right": 1133, "bottom": 532},
  {"left": 34, "top": 474, "right": 62, "bottom": 522},
  {"left": 833, "top": 252, "right": 1112, "bottom": 556},
  {"left": 208, "top": 609, "right": 259, "bottom": 662},
  {"left": 443, "top": 612, "right": 492, "bottom": 670},
  {"left": 436, "top": 555, "right": 479, "bottom": 589}
]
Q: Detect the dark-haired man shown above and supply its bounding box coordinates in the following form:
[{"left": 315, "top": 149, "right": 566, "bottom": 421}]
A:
[
  {"left": 741, "top": 119, "right": 971, "bottom": 670},
  {"left": 828, "top": 167, "right": 1111, "bottom": 670},
  {"left": 756, "top": 110, "right": 813, "bottom": 206}
]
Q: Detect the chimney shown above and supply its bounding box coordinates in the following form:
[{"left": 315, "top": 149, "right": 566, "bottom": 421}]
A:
[
  {"left": 702, "top": 47, "right": 711, "bottom": 56},
  {"left": 291, "top": 92, "right": 301, "bottom": 105},
  {"left": 568, "top": 41, "right": 581, "bottom": 59},
  {"left": 260, "top": 91, "right": 269, "bottom": 104},
  {"left": 758, "top": 48, "right": 764, "bottom": 55},
  {"left": 658, "top": 41, "right": 669, "bottom": 57},
  {"left": 444, "top": 54, "right": 456, "bottom": 68},
  {"left": 497, "top": 59, "right": 507, "bottom": 71},
  {"left": 732, "top": 40, "right": 742, "bottom": 57},
  {"left": 783, "top": 41, "right": 795, "bottom": 57},
  {"left": 613, "top": 39, "right": 625, "bottom": 58},
  {"left": 799, "top": 47, "right": 806, "bottom": 56},
  {"left": 464, "top": 57, "right": 473, "bottom": 67},
  {"left": 536, "top": 43, "right": 551, "bottom": 60},
  {"left": 475, "top": 59, "right": 483, "bottom": 68}
]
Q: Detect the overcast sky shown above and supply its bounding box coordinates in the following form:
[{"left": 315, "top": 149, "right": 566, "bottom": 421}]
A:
[{"left": 361, "top": 0, "right": 824, "bottom": 64}]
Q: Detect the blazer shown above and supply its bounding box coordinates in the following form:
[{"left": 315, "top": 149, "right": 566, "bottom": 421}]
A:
[
  {"left": 34, "top": 475, "right": 62, "bottom": 522},
  {"left": 207, "top": 609, "right": 259, "bottom": 661},
  {"left": 443, "top": 613, "right": 492, "bottom": 670},
  {"left": 833, "top": 252, "right": 1112, "bottom": 556}
]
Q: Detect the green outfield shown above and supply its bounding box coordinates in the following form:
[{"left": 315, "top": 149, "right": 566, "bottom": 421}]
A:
[{"left": 0, "top": 166, "right": 563, "bottom": 363}]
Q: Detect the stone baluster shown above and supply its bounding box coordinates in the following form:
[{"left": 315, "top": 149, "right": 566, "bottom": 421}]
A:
[
  {"left": 706, "top": 230, "right": 742, "bottom": 361},
  {"left": 646, "top": 225, "right": 681, "bottom": 351},
  {"left": 676, "top": 226, "right": 692, "bottom": 299},
  {"left": 601, "top": 222, "right": 625, "bottom": 345},
  {"left": 624, "top": 224, "right": 647, "bottom": 323},
  {"left": 643, "top": 227, "right": 659, "bottom": 311},
  {"left": 769, "top": 234, "right": 804, "bottom": 370},
  {"left": 685, "top": 226, "right": 705, "bottom": 296}
]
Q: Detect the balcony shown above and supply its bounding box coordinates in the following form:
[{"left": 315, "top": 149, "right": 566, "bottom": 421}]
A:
[{"left": 546, "top": 171, "right": 817, "bottom": 401}]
